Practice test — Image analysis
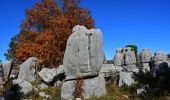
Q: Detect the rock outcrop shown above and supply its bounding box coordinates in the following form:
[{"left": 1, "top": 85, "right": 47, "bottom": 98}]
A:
[
  {"left": 63, "top": 25, "right": 104, "bottom": 80},
  {"left": 114, "top": 48, "right": 123, "bottom": 66},
  {"left": 13, "top": 79, "right": 33, "bottom": 96},
  {"left": 38, "top": 65, "right": 65, "bottom": 84},
  {"left": 18, "top": 57, "right": 38, "bottom": 82},
  {"left": 61, "top": 25, "right": 106, "bottom": 99},
  {"left": 139, "top": 48, "right": 152, "bottom": 73}
]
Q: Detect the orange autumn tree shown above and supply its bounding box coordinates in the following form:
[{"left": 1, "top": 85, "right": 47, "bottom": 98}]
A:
[{"left": 16, "top": 0, "right": 94, "bottom": 68}]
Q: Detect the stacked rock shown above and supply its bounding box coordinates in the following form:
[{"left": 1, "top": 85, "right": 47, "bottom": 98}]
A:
[
  {"left": 114, "top": 48, "right": 123, "bottom": 66},
  {"left": 151, "top": 51, "right": 169, "bottom": 77},
  {"left": 123, "top": 47, "right": 136, "bottom": 71},
  {"left": 118, "top": 47, "right": 137, "bottom": 87},
  {"left": 139, "top": 48, "right": 152, "bottom": 73},
  {"left": 61, "top": 25, "right": 107, "bottom": 100}
]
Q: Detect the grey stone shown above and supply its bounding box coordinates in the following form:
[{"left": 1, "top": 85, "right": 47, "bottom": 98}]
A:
[
  {"left": 139, "top": 48, "right": 152, "bottom": 63},
  {"left": 17, "top": 81, "right": 33, "bottom": 96},
  {"left": 114, "top": 48, "right": 123, "bottom": 66},
  {"left": 153, "top": 51, "right": 167, "bottom": 62},
  {"left": 18, "top": 57, "right": 38, "bottom": 82},
  {"left": 12, "top": 79, "right": 23, "bottom": 85},
  {"left": 63, "top": 25, "right": 104, "bottom": 80},
  {"left": 99, "top": 64, "right": 122, "bottom": 77},
  {"left": 38, "top": 65, "right": 65, "bottom": 84},
  {"left": 141, "top": 63, "right": 150, "bottom": 73},
  {"left": 119, "top": 71, "right": 136, "bottom": 87},
  {"left": 61, "top": 76, "right": 107, "bottom": 100},
  {"left": 38, "top": 68, "right": 57, "bottom": 83},
  {"left": 137, "top": 84, "right": 150, "bottom": 95},
  {"left": 39, "top": 92, "right": 46, "bottom": 97},
  {"left": 124, "top": 47, "right": 136, "bottom": 65},
  {"left": 123, "top": 64, "right": 137, "bottom": 72},
  {"left": 38, "top": 83, "right": 48, "bottom": 90},
  {"left": 2, "top": 61, "right": 13, "bottom": 81},
  {"left": 76, "top": 98, "right": 82, "bottom": 100}
]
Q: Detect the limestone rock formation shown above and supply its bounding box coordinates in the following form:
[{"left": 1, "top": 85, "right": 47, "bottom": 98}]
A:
[
  {"left": 139, "top": 48, "right": 152, "bottom": 63},
  {"left": 99, "top": 64, "right": 122, "bottom": 78},
  {"left": 18, "top": 57, "right": 38, "bottom": 82},
  {"left": 124, "top": 47, "right": 136, "bottom": 65},
  {"left": 119, "top": 71, "right": 136, "bottom": 87},
  {"left": 61, "top": 76, "right": 106, "bottom": 100},
  {"left": 63, "top": 25, "right": 104, "bottom": 80},
  {"left": 139, "top": 48, "right": 152, "bottom": 73},
  {"left": 13, "top": 79, "right": 33, "bottom": 96},
  {"left": 153, "top": 51, "right": 167, "bottom": 62},
  {"left": 38, "top": 65, "right": 65, "bottom": 84},
  {"left": 61, "top": 25, "right": 106, "bottom": 99},
  {"left": 114, "top": 48, "right": 123, "bottom": 66}
]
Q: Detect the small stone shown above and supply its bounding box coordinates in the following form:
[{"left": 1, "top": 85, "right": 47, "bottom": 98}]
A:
[
  {"left": 76, "top": 98, "right": 82, "bottom": 100},
  {"left": 39, "top": 92, "right": 46, "bottom": 97},
  {"left": 38, "top": 83, "right": 48, "bottom": 90}
]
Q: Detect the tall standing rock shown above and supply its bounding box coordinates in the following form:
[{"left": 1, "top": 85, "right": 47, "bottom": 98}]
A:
[
  {"left": 139, "top": 48, "right": 152, "bottom": 63},
  {"left": 124, "top": 47, "right": 136, "bottom": 65},
  {"left": 114, "top": 48, "right": 123, "bottom": 66},
  {"left": 63, "top": 25, "right": 104, "bottom": 80},
  {"left": 139, "top": 48, "right": 152, "bottom": 73},
  {"left": 61, "top": 25, "right": 106, "bottom": 100},
  {"left": 18, "top": 57, "right": 38, "bottom": 82}
]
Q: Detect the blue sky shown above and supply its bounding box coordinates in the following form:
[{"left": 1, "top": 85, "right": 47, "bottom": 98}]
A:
[{"left": 0, "top": 0, "right": 170, "bottom": 62}]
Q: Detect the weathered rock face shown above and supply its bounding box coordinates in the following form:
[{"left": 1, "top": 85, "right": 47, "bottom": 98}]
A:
[
  {"left": 114, "top": 48, "right": 123, "bottom": 66},
  {"left": 153, "top": 51, "right": 167, "bottom": 62},
  {"left": 61, "top": 76, "right": 107, "bottom": 100},
  {"left": 13, "top": 79, "right": 33, "bottom": 96},
  {"left": 61, "top": 25, "right": 106, "bottom": 99},
  {"left": 119, "top": 71, "right": 136, "bottom": 87},
  {"left": 18, "top": 57, "right": 38, "bottom": 82},
  {"left": 141, "top": 63, "right": 150, "bottom": 73},
  {"left": 38, "top": 65, "right": 65, "bottom": 84},
  {"left": 63, "top": 25, "right": 104, "bottom": 79},
  {"left": 99, "top": 64, "right": 122, "bottom": 78},
  {"left": 139, "top": 48, "right": 152, "bottom": 63},
  {"left": 124, "top": 47, "right": 136, "bottom": 65}
]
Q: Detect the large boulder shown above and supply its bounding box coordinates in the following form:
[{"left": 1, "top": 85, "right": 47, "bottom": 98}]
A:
[
  {"left": 38, "top": 65, "right": 65, "bottom": 84},
  {"left": 139, "top": 48, "right": 152, "bottom": 63},
  {"left": 153, "top": 51, "right": 167, "bottom": 62},
  {"left": 18, "top": 57, "right": 38, "bottom": 82},
  {"left": 63, "top": 25, "right": 104, "bottom": 80},
  {"left": 119, "top": 71, "right": 136, "bottom": 87},
  {"left": 13, "top": 79, "right": 33, "bottom": 96},
  {"left": 124, "top": 47, "right": 136, "bottom": 65},
  {"left": 114, "top": 48, "right": 123, "bottom": 66},
  {"left": 61, "top": 76, "right": 107, "bottom": 100}
]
